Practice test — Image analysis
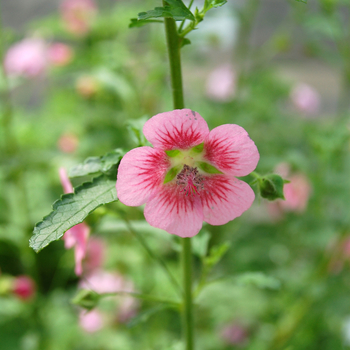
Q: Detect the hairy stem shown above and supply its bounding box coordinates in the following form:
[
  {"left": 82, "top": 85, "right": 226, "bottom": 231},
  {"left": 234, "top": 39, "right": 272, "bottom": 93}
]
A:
[{"left": 163, "top": 7, "right": 194, "bottom": 350}]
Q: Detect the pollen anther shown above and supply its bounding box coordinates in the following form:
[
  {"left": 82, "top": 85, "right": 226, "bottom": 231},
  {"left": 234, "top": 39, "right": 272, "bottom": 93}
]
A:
[{"left": 176, "top": 165, "right": 204, "bottom": 196}]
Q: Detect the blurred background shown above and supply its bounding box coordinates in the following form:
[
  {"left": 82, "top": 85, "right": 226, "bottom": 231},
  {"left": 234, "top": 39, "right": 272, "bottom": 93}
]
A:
[{"left": 1, "top": 0, "right": 350, "bottom": 349}]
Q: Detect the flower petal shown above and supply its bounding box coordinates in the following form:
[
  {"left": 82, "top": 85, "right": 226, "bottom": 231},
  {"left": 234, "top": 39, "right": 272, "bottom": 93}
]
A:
[
  {"left": 116, "top": 147, "right": 170, "bottom": 206},
  {"left": 143, "top": 109, "right": 210, "bottom": 150},
  {"left": 204, "top": 124, "right": 259, "bottom": 176},
  {"left": 144, "top": 184, "right": 204, "bottom": 237},
  {"left": 201, "top": 175, "right": 255, "bottom": 225},
  {"left": 59, "top": 167, "right": 73, "bottom": 193}
]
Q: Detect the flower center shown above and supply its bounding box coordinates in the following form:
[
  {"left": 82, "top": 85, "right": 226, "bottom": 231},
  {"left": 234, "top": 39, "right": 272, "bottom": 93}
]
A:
[{"left": 176, "top": 165, "right": 204, "bottom": 196}]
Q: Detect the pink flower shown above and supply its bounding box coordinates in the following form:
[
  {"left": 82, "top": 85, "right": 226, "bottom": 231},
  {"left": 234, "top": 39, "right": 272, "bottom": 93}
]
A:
[
  {"left": 59, "top": 168, "right": 90, "bottom": 275},
  {"left": 116, "top": 109, "right": 259, "bottom": 237},
  {"left": 290, "top": 83, "right": 320, "bottom": 116},
  {"left": 4, "top": 38, "right": 47, "bottom": 78},
  {"left": 79, "top": 309, "right": 104, "bottom": 333},
  {"left": 84, "top": 237, "right": 106, "bottom": 273},
  {"left": 12, "top": 276, "right": 36, "bottom": 301},
  {"left": 221, "top": 323, "right": 248, "bottom": 346},
  {"left": 61, "top": 0, "right": 97, "bottom": 36},
  {"left": 57, "top": 133, "right": 79, "bottom": 153},
  {"left": 48, "top": 43, "right": 73, "bottom": 67},
  {"left": 205, "top": 64, "right": 236, "bottom": 102},
  {"left": 80, "top": 270, "right": 139, "bottom": 323}
]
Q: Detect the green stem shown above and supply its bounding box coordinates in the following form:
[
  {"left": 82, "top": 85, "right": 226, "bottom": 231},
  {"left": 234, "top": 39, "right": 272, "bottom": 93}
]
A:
[
  {"left": 181, "top": 237, "right": 194, "bottom": 350},
  {"left": 163, "top": 10, "right": 194, "bottom": 350},
  {"left": 124, "top": 218, "right": 182, "bottom": 297}
]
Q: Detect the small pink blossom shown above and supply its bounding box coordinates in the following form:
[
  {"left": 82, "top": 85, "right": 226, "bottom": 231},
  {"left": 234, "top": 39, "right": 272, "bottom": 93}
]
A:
[
  {"left": 61, "top": 0, "right": 97, "bottom": 36},
  {"left": 12, "top": 276, "right": 36, "bottom": 301},
  {"left": 221, "top": 323, "right": 248, "bottom": 346},
  {"left": 4, "top": 38, "right": 47, "bottom": 78},
  {"left": 48, "top": 43, "right": 73, "bottom": 67},
  {"left": 267, "top": 164, "right": 311, "bottom": 220},
  {"left": 57, "top": 133, "right": 79, "bottom": 153},
  {"left": 80, "top": 270, "right": 138, "bottom": 323},
  {"left": 116, "top": 109, "right": 259, "bottom": 237},
  {"left": 84, "top": 237, "right": 106, "bottom": 273},
  {"left": 59, "top": 168, "right": 90, "bottom": 275},
  {"left": 205, "top": 64, "right": 236, "bottom": 102},
  {"left": 291, "top": 83, "right": 320, "bottom": 116},
  {"left": 79, "top": 309, "right": 104, "bottom": 333}
]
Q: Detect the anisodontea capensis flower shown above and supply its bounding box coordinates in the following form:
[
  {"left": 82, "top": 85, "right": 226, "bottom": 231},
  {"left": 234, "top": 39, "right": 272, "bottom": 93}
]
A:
[{"left": 116, "top": 109, "right": 259, "bottom": 237}]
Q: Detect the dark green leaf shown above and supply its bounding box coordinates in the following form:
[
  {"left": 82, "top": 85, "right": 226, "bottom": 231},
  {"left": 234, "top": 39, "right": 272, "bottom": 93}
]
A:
[
  {"left": 138, "top": 0, "right": 195, "bottom": 22},
  {"left": 69, "top": 149, "right": 124, "bottom": 178},
  {"left": 30, "top": 174, "right": 118, "bottom": 252},
  {"left": 129, "top": 18, "right": 163, "bottom": 28},
  {"left": 196, "top": 161, "right": 223, "bottom": 174}
]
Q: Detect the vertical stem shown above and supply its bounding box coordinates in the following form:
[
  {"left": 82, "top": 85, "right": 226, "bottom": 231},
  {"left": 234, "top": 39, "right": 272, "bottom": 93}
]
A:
[
  {"left": 163, "top": 8, "right": 194, "bottom": 350},
  {"left": 181, "top": 237, "right": 194, "bottom": 350}
]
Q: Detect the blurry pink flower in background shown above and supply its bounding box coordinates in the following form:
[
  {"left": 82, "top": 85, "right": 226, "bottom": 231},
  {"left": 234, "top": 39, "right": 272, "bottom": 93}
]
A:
[
  {"left": 57, "top": 133, "right": 79, "bottom": 153},
  {"left": 221, "top": 323, "right": 248, "bottom": 346},
  {"left": 83, "top": 237, "right": 106, "bottom": 273},
  {"left": 116, "top": 109, "right": 259, "bottom": 238},
  {"left": 12, "top": 276, "right": 36, "bottom": 301},
  {"left": 59, "top": 168, "right": 90, "bottom": 275},
  {"left": 80, "top": 269, "right": 139, "bottom": 323},
  {"left": 205, "top": 64, "right": 236, "bottom": 102},
  {"left": 290, "top": 83, "right": 320, "bottom": 116},
  {"left": 79, "top": 309, "right": 104, "bottom": 333},
  {"left": 61, "top": 0, "right": 97, "bottom": 36},
  {"left": 268, "top": 163, "right": 311, "bottom": 220},
  {"left": 4, "top": 38, "right": 47, "bottom": 78},
  {"left": 48, "top": 42, "right": 73, "bottom": 67}
]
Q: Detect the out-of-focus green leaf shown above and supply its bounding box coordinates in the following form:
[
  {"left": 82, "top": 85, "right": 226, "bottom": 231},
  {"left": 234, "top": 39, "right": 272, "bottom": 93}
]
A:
[
  {"left": 234, "top": 272, "right": 281, "bottom": 290},
  {"left": 206, "top": 0, "right": 228, "bottom": 9},
  {"left": 204, "top": 242, "right": 230, "bottom": 268},
  {"left": 126, "top": 116, "right": 149, "bottom": 147},
  {"left": 69, "top": 149, "right": 124, "bottom": 178},
  {"left": 192, "top": 231, "right": 211, "bottom": 258},
  {"left": 127, "top": 305, "right": 170, "bottom": 328},
  {"left": 29, "top": 173, "right": 118, "bottom": 252}
]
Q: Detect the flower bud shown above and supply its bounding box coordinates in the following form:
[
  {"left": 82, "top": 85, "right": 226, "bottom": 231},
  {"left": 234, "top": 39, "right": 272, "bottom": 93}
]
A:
[
  {"left": 259, "top": 174, "right": 286, "bottom": 201},
  {"left": 12, "top": 275, "right": 36, "bottom": 301}
]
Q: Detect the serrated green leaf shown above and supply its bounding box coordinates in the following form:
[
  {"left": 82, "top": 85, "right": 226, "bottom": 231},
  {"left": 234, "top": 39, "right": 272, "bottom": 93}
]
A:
[
  {"left": 234, "top": 272, "right": 281, "bottom": 290},
  {"left": 30, "top": 174, "right": 118, "bottom": 252},
  {"left": 69, "top": 149, "right": 124, "bottom": 178},
  {"left": 138, "top": 0, "right": 195, "bottom": 22},
  {"left": 196, "top": 161, "right": 223, "bottom": 174},
  {"left": 129, "top": 18, "right": 163, "bottom": 28}
]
